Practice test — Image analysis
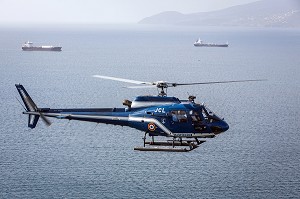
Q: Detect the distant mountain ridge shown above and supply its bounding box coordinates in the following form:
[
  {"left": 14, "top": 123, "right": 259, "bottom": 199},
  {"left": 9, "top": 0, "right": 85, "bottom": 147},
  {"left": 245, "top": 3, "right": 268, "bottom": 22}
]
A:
[{"left": 138, "top": 0, "right": 300, "bottom": 27}]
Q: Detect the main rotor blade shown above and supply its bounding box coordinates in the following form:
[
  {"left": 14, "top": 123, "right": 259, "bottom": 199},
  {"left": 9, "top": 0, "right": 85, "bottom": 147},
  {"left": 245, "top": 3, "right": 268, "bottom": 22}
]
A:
[
  {"left": 93, "top": 75, "right": 152, "bottom": 85},
  {"left": 174, "top": 79, "right": 267, "bottom": 86},
  {"left": 126, "top": 85, "right": 157, "bottom": 89}
]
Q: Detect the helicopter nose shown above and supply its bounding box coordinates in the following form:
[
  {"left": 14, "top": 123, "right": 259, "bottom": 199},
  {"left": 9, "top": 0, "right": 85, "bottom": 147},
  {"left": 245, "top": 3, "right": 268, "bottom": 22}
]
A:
[
  {"left": 221, "top": 120, "right": 229, "bottom": 132},
  {"left": 211, "top": 120, "right": 229, "bottom": 133}
]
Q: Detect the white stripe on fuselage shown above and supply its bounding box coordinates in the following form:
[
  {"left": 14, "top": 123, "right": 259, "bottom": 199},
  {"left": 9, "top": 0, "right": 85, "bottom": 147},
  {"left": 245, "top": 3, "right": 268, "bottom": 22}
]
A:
[
  {"left": 24, "top": 112, "right": 213, "bottom": 137},
  {"left": 24, "top": 112, "right": 129, "bottom": 121},
  {"left": 128, "top": 116, "right": 174, "bottom": 136},
  {"left": 24, "top": 111, "right": 174, "bottom": 136}
]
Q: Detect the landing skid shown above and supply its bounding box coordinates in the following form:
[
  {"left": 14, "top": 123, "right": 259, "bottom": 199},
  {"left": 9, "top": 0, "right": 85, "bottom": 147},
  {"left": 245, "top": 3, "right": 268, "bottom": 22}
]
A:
[{"left": 134, "top": 132, "right": 206, "bottom": 152}]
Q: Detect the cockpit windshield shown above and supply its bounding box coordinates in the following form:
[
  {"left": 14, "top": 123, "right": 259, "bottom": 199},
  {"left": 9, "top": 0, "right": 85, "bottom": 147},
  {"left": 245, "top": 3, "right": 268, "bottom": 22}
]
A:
[{"left": 201, "top": 105, "right": 222, "bottom": 121}]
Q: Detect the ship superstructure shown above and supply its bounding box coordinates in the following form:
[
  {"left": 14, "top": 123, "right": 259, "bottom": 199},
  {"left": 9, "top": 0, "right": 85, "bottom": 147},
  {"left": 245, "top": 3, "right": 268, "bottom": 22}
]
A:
[{"left": 22, "top": 41, "right": 62, "bottom": 51}]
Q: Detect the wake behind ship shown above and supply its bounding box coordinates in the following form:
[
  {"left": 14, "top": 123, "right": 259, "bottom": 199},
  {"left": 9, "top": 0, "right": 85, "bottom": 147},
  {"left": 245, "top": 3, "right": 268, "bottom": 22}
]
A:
[{"left": 22, "top": 41, "right": 62, "bottom": 51}]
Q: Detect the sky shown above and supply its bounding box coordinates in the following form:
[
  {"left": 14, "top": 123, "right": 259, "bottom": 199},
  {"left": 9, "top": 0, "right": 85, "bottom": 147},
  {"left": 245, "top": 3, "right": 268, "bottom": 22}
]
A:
[{"left": 0, "top": 0, "right": 260, "bottom": 24}]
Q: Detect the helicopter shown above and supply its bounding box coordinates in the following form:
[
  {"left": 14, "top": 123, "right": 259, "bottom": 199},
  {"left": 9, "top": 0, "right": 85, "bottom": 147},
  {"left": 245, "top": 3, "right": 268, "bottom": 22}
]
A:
[{"left": 15, "top": 76, "right": 264, "bottom": 152}]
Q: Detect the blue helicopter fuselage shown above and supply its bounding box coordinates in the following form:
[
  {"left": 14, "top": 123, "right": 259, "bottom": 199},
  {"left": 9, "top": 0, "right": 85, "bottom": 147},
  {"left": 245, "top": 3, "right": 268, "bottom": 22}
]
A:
[
  {"left": 16, "top": 84, "right": 229, "bottom": 139},
  {"left": 36, "top": 96, "right": 229, "bottom": 138}
]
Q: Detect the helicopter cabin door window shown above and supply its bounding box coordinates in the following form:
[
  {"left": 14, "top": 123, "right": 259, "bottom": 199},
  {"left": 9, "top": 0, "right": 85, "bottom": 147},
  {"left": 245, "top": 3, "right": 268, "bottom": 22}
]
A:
[
  {"left": 189, "top": 110, "right": 203, "bottom": 122},
  {"left": 171, "top": 110, "right": 188, "bottom": 123}
]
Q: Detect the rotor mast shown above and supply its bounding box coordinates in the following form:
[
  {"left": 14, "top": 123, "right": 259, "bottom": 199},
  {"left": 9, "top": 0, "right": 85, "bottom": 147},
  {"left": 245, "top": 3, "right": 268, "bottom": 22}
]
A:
[{"left": 156, "top": 81, "right": 169, "bottom": 96}]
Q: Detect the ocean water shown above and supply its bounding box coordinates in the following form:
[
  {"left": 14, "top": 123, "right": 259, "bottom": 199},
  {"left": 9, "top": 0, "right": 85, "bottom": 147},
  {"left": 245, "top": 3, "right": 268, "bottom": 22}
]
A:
[{"left": 0, "top": 24, "right": 299, "bottom": 198}]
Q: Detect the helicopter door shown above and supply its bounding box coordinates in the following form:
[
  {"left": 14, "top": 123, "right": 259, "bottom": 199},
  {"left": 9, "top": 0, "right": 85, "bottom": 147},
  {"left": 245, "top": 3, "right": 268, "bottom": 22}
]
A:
[
  {"left": 189, "top": 110, "right": 207, "bottom": 132},
  {"left": 171, "top": 110, "right": 188, "bottom": 123},
  {"left": 169, "top": 110, "right": 191, "bottom": 132}
]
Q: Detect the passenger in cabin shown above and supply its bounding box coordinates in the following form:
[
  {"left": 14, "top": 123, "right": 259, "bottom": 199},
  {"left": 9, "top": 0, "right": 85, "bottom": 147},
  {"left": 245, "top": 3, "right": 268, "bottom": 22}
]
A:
[
  {"left": 172, "top": 110, "right": 187, "bottom": 122},
  {"left": 171, "top": 111, "right": 178, "bottom": 122},
  {"left": 191, "top": 111, "right": 201, "bottom": 122}
]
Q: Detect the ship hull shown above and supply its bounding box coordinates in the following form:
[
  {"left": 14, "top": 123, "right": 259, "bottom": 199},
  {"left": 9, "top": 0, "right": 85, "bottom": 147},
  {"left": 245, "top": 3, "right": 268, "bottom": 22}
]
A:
[
  {"left": 194, "top": 44, "right": 228, "bottom": 47},
  {"left": 22, "top": 47, "right": 62, "bottom": 51}
]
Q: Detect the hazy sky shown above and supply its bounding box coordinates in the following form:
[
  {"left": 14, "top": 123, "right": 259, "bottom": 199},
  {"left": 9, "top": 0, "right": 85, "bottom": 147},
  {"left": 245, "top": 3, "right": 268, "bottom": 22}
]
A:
[{"left": 0, "top": 0, "right": 260, "bottom": 24}]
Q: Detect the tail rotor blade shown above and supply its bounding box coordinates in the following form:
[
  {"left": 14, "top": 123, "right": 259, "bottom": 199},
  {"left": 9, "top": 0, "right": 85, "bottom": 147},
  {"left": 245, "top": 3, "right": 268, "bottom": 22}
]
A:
[{"left": 39, "top": 112, "right": 52, "bottom": 127}]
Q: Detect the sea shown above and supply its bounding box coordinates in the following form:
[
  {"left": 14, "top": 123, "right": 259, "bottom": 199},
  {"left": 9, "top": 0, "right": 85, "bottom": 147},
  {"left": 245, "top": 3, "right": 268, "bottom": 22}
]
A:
[{"left": 0, "top": 24, "right": 299, "bottom": 198}]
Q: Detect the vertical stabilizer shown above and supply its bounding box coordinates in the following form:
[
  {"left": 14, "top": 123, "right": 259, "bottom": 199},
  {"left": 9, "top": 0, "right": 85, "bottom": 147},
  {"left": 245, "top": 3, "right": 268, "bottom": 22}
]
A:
[{"left": 15, "top": 84, "right": 40, "bottom": 128}]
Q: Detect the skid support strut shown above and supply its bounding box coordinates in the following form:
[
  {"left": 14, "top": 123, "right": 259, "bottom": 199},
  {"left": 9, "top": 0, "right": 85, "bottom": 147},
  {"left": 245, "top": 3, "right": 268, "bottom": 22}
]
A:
[{"left": 134, "top": 132, "right": 206, "bottom": 152}]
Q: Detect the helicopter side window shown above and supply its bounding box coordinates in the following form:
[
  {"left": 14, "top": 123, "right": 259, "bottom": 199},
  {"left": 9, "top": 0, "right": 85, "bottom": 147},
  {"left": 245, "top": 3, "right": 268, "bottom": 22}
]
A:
[
  {"left": 189, "top": 110, "right": 203, "bottom": 122},
  {"left": 171, "top": 110, "right": 187, "bottom": 123}
]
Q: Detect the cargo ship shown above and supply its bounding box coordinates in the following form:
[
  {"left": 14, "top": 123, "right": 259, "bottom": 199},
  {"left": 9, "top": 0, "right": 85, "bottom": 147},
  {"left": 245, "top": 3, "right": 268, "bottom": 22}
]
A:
[
  {"left": 22, "top": 41, "right": 62, "bottom": 51},
  {"left": 194, "top": 38, "right": 228, "bottom": 47}
]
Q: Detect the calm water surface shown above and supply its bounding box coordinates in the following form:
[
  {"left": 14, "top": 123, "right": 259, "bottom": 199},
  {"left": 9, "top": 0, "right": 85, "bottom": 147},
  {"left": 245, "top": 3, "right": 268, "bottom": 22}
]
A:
[{"left": 0, "top": 25, "right": 299, "bottom": 198}]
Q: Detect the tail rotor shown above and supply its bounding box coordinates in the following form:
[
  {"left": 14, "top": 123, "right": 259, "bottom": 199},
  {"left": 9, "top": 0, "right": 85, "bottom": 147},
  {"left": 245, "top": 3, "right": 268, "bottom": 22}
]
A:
[{"left": 15, "top": 84, "right": 51, "bottom": 128}]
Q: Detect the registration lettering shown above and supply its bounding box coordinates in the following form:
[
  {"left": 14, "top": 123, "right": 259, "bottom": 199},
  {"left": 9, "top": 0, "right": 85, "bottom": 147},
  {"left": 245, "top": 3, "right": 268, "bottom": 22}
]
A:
[
  {"left": 174, "top": 133, "right": 193, "bottom": 137},
  {"left": 154, "top": 108, "right": 165, "bottom": 113}
]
